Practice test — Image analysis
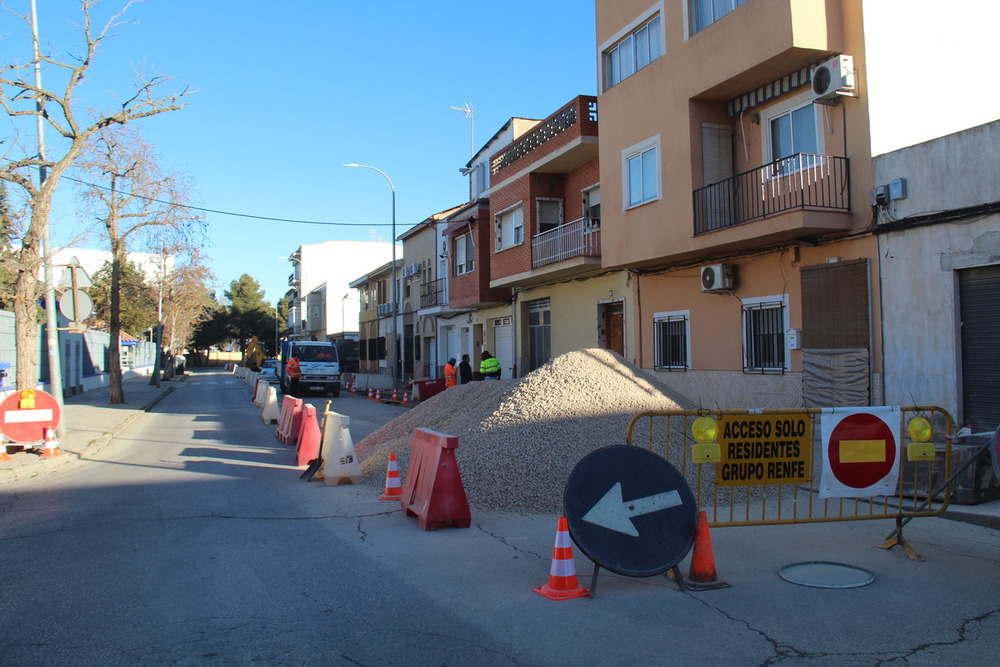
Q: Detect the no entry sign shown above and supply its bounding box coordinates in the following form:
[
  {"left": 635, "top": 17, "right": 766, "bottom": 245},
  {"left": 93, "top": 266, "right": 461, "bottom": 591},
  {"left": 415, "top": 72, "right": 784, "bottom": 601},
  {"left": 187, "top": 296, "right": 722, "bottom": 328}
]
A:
[
  {"left": 0, "top": 389, "right": 61, "bottom": 444},
  {"left": 819, "top": 407, "right": 901, "bottom": 498}
]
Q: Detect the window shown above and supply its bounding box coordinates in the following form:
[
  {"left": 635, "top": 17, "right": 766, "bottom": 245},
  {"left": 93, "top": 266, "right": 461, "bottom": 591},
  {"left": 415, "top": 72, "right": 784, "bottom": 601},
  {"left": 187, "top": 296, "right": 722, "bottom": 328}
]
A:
[
  {"left": 495, "top": 205, "right": 523, "bottom": 251},
  {"left": 690, "top": 0, "right": 748, "bottom": 35},
  {"left": 623, "top": 137, "right": 660, "bottom": 209},
  {"left": 454, "top": 232, "right": 474, "bottom": 275},
  {"left": 583, "top": 186, "right": 601, "bottom": 221},
  {"left": 654, "top": 311, "right": 690, "bottom": 370},
  {"left": 769, "top": 104, "right": 819, "bottom": 162},
  {"left": 604, "top": 15, "right": 663, "bottom": 89},
  {"left": 537, "top": 199, "right": 563, "bottom": 234},
  {"left": 473, "top": 161, "right": 490, "bottom": 198},
  {"left": 743, "top": 296, "right": 788, "bottom": 372}
]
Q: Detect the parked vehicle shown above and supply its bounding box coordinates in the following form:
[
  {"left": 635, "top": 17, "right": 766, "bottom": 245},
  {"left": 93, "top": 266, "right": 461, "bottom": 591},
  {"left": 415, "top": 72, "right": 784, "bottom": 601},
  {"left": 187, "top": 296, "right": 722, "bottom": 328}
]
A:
[
  {"left": 259, "top": 359, "right": 281, "bottom": 384},
  {"left": 279, "top": 340, "right": 341, "bottom": 397}
]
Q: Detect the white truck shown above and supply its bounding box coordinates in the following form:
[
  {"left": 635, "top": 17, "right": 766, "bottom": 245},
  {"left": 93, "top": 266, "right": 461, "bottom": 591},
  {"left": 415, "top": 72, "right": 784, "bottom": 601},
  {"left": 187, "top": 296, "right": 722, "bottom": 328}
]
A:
[{"left": 279, "top": 340, "right": 342, "bottom": 397}]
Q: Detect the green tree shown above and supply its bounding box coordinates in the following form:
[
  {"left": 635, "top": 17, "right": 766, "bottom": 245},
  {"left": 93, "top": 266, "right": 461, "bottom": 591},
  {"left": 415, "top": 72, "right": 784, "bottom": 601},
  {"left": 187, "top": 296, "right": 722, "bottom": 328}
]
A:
[
  {"left": 88, "top": 259, "right": 157, "bottom": 337},
  {"left": 0, "top": 182, "right": 19, "bottom": 311},
  {"left": 225, "top": 274, "right": 274, "bottom": 352}
]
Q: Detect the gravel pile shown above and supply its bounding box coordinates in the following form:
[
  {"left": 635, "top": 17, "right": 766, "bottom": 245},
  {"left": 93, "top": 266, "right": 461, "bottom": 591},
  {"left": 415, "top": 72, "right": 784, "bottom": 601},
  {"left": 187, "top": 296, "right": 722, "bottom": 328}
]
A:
[{"left": 356, "top": 348, "right": 697, "bottom": 515}]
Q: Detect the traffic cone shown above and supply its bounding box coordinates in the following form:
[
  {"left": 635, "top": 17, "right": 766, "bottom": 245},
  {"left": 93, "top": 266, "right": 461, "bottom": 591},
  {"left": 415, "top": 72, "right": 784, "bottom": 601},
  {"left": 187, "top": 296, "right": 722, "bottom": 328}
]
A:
[
  {"left": 0, "top": 430, "right": 10, "bottom": 462},
  {"left": 366, "top": 387, "right": 374, "bottom": 400},
  {"left": 39, "top": 428, "right": 63, "bottom": 458},
  {"left": 401, "top": 391, "right": 409, "bottom": 405},
  {"left": 534, "top": 517, "right": 590, "bottom": 600},
  {"left": 686, "top": 510, "right": 730, "bottom": 590},
  {"left": 378, "top": 452, "right": 402, "bottom": 500},
  {"left": 391, "top": 387, "right": 398, "bottom": 402},
  {"left": 374, "top": 389, "right": 382, "bottom": 402},
  {"left": 350, "top": 380, "right": 357, "bottom": 395}
]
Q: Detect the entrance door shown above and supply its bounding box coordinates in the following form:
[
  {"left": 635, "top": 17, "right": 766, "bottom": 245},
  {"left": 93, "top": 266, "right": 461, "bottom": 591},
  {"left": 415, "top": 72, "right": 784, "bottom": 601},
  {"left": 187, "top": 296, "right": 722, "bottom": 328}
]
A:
[
  {"left": 600, "top": 302, "right": 624, "bottom": 356},
  {"left": 527, "top": 299, "right": 551, "bottom": 372},
  {"left": 959, "top": 264, "right": 1000, "bottom": 429}
]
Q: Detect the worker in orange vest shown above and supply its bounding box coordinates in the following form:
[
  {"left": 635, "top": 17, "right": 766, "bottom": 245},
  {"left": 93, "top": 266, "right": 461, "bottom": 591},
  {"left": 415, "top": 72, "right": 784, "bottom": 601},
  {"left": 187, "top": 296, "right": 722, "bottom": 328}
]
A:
[
  {"left": 285, "top": 355, "right": 302, "bottom": 395},
  {"left": 444, "top": 357, "right": 458, "bottom": 388}
]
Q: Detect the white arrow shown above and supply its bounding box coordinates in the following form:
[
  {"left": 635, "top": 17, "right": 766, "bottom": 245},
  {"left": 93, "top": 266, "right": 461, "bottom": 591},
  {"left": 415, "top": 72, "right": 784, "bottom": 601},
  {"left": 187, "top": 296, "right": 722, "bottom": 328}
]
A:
[{"left": 582, "top": 482, "right": 682, "bottom": 537}]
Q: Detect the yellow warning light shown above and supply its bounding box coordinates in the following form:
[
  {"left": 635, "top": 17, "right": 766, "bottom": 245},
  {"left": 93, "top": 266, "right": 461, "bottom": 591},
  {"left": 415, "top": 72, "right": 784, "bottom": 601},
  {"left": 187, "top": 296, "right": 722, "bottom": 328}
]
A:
[
  {"left": 907, "top": 416, "right": 932, "bottom": 443},
  {"left": 19, "top": 389, "right": 36, "bottom": 409},
  {"left": 692, "top": 443, "right": 722, "bottom": 463},
  {"left": 692, "top": 416, "right": 718, "bottom": 444}
]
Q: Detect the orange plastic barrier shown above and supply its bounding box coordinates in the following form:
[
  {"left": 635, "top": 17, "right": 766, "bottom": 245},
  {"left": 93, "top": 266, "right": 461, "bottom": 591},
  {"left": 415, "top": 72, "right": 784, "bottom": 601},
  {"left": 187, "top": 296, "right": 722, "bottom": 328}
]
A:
[
  {"left": 400, "top": 427, "right": 471, "bottom": 530},
  {"left": 295, "top": 405, "right": 321, "bottom": 467},
  {"left": 276, "top": 396, "right": 304, "bottom": 446}
]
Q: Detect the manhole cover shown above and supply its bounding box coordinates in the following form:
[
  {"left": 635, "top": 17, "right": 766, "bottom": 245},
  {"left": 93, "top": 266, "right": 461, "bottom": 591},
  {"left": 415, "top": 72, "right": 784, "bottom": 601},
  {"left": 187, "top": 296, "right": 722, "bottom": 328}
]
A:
[{"left": 779, "top": 561, "right": 875, "bottom": 588}]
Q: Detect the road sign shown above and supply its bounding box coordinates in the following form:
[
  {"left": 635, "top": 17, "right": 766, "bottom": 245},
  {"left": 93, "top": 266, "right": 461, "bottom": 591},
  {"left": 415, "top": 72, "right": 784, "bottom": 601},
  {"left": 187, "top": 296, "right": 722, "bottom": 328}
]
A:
[
  {"left": 0, "top": 389, "right": 61, "bottom": 444},
  {"left": 716, "top": 414, "right": 812, "bottom": 486},
  {"left": 57, "top": 257, "right": 93, "bottom": 289},
  {"left": 564, "top": 445, "right": 697, "bottom": 577},
  {"left": 820, "top": 408, "right": 901, "bottom": 498},
  {"left": 58, "top": 288, "right": 93, "bottom": 321}
]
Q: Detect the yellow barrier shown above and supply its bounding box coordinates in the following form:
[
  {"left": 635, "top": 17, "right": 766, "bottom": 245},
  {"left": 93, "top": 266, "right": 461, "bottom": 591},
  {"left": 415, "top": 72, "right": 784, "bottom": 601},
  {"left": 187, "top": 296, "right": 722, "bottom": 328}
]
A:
[{"left": 625, "top": 406, "right": 954, "bottom": 560}]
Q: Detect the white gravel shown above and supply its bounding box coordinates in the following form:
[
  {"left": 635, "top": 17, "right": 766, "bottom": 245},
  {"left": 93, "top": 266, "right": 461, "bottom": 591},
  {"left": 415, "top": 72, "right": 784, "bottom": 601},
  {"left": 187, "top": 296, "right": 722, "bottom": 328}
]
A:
[{"left": 356, "top": 348, "right": 696, "bottom": 515}]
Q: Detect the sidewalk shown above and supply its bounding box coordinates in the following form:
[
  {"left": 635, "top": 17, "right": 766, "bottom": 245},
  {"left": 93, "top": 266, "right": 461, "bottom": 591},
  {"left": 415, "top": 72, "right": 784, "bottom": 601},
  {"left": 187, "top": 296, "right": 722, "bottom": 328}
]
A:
[{"left": 0, "top": 375, "right": 178, "bottom": 484}]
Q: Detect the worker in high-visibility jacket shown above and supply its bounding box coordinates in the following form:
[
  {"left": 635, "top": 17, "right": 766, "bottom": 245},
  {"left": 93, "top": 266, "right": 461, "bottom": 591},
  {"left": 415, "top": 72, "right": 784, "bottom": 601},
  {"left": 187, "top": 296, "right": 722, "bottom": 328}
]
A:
[
  {"left": 444, "top": 358, "right": 458, "bottom": 388},
  {"left": 480, "top": 351, "right": 501, "bottom": 380},
  {"left": 285, "top": 355, "right": 302, "bottom": 395}
]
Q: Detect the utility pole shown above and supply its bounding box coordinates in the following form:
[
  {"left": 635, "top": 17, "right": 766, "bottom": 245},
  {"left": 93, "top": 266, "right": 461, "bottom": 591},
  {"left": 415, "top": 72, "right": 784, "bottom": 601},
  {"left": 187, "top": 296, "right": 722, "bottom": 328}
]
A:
[{"left": 32, "top": 0, "right": 65, "bottom": 433}]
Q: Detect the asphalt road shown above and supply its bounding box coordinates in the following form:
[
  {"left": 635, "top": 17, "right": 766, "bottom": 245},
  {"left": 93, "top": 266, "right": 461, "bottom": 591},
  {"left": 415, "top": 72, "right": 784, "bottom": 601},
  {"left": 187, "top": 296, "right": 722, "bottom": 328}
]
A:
[{"left": 2, "top": 368, "right": 999, "bottom": 665}]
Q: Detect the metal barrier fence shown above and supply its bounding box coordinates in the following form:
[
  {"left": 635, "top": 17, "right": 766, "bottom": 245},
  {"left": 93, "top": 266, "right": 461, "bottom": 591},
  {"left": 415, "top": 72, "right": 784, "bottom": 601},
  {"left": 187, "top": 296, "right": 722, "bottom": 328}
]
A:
[{"left": 625, "top": 406, "right": 955, "bottom": 560}]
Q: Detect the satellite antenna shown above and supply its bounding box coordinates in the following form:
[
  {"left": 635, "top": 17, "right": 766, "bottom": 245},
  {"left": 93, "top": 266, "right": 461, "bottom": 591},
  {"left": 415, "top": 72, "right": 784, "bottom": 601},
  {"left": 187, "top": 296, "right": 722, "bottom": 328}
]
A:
[
  {"left": 369, "top": 228, "right": 382, "bottom": 242},
  {"left": 450, "top": 102, "right": 475, "bottom": 158}
]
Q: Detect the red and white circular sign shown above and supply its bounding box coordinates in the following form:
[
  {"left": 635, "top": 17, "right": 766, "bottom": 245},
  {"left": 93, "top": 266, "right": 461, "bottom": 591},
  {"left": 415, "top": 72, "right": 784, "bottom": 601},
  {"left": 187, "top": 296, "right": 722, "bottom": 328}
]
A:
[
  {"left": 0, "top": 390, "right": 61, "bottom": 444},
  {"left": 827, "top": 412, "right": 897, "bottom": 489}
]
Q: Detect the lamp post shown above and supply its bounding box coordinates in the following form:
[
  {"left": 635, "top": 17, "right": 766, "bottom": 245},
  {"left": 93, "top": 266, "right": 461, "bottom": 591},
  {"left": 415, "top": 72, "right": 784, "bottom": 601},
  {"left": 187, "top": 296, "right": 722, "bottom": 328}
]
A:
[{"left": 343, "top": 163, "right": 397, "bottom": 388}]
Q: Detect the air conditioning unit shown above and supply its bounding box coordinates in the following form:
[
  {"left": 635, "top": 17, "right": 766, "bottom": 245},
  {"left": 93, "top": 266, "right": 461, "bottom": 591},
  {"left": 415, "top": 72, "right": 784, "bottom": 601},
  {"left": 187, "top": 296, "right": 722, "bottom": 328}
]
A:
[
  {"left": 812, "top": 55, "right": 856, "bottom": 105},
  {"left": 401, "top": 262, "right": 422, "bottom": 278},
  {"left": 701, "top": 263, "right": 735, "bottom": 293}
]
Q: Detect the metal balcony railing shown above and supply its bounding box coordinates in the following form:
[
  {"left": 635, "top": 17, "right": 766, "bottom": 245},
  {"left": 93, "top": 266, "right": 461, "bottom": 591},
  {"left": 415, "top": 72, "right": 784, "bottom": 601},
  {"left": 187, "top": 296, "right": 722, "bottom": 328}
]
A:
[
  {"left": 376, "top": 303, "right": 393, "bottom": 317},
  {"left": 693, "top": 154, "right": 850, "bottom": 235},
  {"left": 531, "top": 216, "right": 601, "bottom": 268},
  {"left": 419, "top": 277, "right": 447, "bottom": 308}
]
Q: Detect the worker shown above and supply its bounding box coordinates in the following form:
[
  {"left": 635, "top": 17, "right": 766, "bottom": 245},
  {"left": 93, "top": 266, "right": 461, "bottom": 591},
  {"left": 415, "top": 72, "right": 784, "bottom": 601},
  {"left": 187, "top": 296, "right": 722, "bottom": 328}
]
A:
[
  {"left": 285, "top": 355, "right": 302, "bottom": 395},
  {"left": 458, "top": 354, "right": 473, "bottom": 385},
  {"left": 480, "top": 350, "right": 501, "bottom": 380},
  {"left": 444, "top": 358, "right": 458, "bottom": 388}
]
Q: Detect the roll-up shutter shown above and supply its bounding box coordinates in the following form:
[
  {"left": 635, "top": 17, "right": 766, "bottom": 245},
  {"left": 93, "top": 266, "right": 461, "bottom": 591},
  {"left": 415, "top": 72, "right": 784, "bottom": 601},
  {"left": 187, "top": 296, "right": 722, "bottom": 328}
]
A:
[{"left": 959, "top": 264, "right": 1000, "bottom": 430}]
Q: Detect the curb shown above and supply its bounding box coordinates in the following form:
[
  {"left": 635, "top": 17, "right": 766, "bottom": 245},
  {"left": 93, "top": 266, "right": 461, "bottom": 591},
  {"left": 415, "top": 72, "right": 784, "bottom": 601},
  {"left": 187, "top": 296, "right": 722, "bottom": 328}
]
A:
[{"left": 0, "top": 386, "right": 175, "bottom": 485}]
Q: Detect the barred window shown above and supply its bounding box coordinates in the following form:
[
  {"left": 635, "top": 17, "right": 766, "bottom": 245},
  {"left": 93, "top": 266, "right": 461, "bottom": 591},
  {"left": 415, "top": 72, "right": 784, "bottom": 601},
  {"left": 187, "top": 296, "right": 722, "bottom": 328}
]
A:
[
  {"left": 743, "top": 298, "right": 787, "bottom": 372},
  {"left": 654, "top": 312, "right": 689, "bottom": 370}
]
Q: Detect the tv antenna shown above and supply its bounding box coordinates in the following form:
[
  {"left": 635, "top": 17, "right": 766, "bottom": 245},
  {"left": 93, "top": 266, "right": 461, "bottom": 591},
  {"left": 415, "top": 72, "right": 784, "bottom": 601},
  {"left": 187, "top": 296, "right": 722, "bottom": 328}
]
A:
[{"left": 450, "top": 102, "right": 475, "bottom": 159}]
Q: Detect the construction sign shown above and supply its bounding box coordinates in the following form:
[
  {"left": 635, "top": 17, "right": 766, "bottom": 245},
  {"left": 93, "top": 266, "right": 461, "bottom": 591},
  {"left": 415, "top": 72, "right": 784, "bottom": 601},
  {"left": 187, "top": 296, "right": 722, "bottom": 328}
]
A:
[
  {"left": 715, "top": 414, "right": 812, "bottom": 486},
  {"left": 819, "top": 407, "right": 901, "bottom": 498}
]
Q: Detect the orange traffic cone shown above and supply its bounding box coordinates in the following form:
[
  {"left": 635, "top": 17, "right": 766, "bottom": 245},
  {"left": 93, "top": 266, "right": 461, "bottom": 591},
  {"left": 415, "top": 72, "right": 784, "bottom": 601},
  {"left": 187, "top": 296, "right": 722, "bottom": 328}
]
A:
[
  {"left": 366, "top": 387, "right": 374, "bottom": 400},
  {"left": 0, "top": 430, "right": 10, "bottom": 462},
  {"left": 534, "top": 517, "right": 590, "bottom": 600},
  {"left": 39, "top": 428, "right": 63, "bottom": 458},
  {"left": 391, "top": 387, "right": 398, "bottom": 402},
  {"left": 686, "top": 510, "right": 730, "bottom": 590},
  {"left": 378, "top": 452, "right": 402, "bottom": 500},
  {"left": 350, "top": 380, "right": 356, "bottom": 395},
  {"left": 401, "top": 391, "right": 409, "bottom": 405},
  {"left": 374, "top": 389, "right": 382, "bottom": 402}
]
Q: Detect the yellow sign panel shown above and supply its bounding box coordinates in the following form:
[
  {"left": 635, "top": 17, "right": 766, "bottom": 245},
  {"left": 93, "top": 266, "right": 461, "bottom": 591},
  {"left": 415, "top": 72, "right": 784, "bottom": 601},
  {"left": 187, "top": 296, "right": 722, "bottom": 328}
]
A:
[
  {"left": 715, "top": 415, "right": 812, "bottom": 486},
  {"left": 838, "top": 439, "right": 886, "bottom": 463}
]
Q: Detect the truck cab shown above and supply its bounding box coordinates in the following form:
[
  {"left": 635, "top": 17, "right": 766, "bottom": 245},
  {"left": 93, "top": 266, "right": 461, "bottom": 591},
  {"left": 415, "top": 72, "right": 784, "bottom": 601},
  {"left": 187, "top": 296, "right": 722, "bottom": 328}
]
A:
[{"left": 279, "top": 340, "right": 341, "bottom": 397}]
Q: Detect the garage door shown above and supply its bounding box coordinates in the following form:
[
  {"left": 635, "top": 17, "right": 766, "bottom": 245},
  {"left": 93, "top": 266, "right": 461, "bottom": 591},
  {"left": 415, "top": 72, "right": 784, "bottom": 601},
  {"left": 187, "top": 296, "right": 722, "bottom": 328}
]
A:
[{"left": 959, "top": 263, "right": 1000, "bottom": 430}]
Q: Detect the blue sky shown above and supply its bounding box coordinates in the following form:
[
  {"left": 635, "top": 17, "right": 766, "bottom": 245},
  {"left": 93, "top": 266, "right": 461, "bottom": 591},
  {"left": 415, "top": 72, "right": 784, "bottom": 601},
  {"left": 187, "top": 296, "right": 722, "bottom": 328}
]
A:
[{"left": 3, "top": 0, "right": 597, "bottom": 303}]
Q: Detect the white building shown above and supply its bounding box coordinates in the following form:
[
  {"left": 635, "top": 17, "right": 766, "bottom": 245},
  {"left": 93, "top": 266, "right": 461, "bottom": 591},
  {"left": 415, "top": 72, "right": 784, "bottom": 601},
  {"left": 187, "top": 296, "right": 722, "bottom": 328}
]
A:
[{"left": 286, "top": 240, "right": 397, "bottom": 339}]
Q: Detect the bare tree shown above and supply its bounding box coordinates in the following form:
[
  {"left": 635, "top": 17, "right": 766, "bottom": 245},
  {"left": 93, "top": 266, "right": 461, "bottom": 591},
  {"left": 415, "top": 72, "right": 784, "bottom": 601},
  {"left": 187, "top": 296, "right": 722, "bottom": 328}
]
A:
[
  {"left": 0, "top": 0, "right": 192, "bottom": 391},
  {"left": 75, "top": 124, "right": 201, "bottom": 403}
]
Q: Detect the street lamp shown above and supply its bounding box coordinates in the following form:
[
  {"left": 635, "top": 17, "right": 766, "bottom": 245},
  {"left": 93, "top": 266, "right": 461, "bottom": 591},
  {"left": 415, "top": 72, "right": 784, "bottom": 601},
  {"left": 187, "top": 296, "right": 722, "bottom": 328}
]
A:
[{"left": 343, "top": 163, "right": 398, "bottom": 388}]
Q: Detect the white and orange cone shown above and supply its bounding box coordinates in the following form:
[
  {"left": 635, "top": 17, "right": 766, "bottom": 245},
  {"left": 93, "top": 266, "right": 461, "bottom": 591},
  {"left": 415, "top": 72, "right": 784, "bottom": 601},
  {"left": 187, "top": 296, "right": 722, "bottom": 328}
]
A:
[
  {"left": 366, "top": 387, "right": 374, "bottom": 400},
  {"left": 0, "top": 430, "right": 10, "bottom": 462},
  {"left": 390, "top": 387, "right": 398, "bottom": 402},
  {"left": 401, "top": 391, "right": 410, "bottom": 405},
  {"left": 39, "top": 428, "right": 63, "bottom": 458},
  {"left": 378, "top": 452, "right": 403, "bottom": 500},
  {"left": 535, "top": 517, "right": 590, "bottom": 600},
  {"left": 374, "top": 389, "right": 382, "bottom": 402}
]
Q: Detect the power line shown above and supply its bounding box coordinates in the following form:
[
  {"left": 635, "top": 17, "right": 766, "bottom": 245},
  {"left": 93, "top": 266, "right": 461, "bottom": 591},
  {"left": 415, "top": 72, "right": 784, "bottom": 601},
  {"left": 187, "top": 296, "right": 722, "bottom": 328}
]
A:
[{"left": 59, "top": 175, "right": 394, "bottom": 227}]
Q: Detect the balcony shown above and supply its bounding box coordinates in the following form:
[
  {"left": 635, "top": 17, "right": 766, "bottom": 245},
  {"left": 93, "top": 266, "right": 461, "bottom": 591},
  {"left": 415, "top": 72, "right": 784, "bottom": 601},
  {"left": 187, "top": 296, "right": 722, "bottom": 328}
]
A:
[
  {"left": 419, "top": 277, "right": 448, "bottom": 309},
  {"left": 693, "top": 154, "right": 850, "bottom": 236},
  {"left": 490, "top": 96, "right": 598, "bottom": 180},
  {"left": 376, "top": 303, "right": 393, "bottom": 317},
  {"left": 532, "top": 217, "right": 602, "bottom": 268}
]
